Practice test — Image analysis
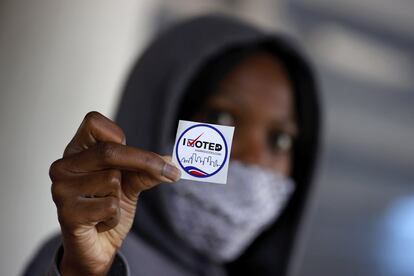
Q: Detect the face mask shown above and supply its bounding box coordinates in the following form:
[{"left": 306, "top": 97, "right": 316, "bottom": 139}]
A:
[{"left": 159, "top": 160, "right": 295, "bottom": 262}]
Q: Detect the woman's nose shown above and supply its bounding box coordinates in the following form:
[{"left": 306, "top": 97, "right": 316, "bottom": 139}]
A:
[{"left": 231, "top": 126, "right": 270, "bottom": 167}]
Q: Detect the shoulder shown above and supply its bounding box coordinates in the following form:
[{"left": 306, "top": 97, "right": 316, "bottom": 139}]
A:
[{"left": 22, "top": 233, "right": 61, "bottom": 276}]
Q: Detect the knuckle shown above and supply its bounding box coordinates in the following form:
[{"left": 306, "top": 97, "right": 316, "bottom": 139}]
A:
[
  {"left": 49, "top": 159, "right": 64, "bottom": 181},
  {"left": 84, "top": 111, "right": 102, "bottom": 126},
  {"left": 83, "top": 111, "right": 103, "bottom": 133},
  {"left": 105, "top": 197, "right": 119, "bottom": 215},
  {"left": 51, "top": 182, "right": 65, "bottom": 206},
  {"left": 107, "top": 169, "right": 121, "bottom": 186},
  {"left": 84, "top": 111, "right": 126, "bottom": 145},
  {"left": 119, "top": 131, "right": 126, "bottom": 145},
  {"left": 106, "top": 170, "right": 121, "bottom": 196},
  {"left": 97, "top": 142, "right": 117, "bottom": 162},
  {"left": 113, "top": 126, "right": 126, "bottom": 145}
]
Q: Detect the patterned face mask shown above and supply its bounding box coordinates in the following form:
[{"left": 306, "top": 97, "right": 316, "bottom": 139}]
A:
[{"left": 160, "top": 160, "right": 295, "bottom": 262}]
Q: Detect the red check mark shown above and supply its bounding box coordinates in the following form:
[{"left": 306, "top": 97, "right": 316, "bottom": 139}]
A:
[{"left": 188, "top": 132, "right": 205, "bottom": 146}]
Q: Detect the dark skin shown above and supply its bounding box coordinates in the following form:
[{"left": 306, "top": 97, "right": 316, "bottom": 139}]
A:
[
  {"left": 50, "top": 52, "right": 296, "bottom": 275},
  {"left": 194, "top": 52, "right": 297, "bottom": 174}
]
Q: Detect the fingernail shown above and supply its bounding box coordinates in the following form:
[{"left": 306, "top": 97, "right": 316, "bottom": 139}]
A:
[{"left": 162, "top": 162, "right": 181, "bottom": 182}]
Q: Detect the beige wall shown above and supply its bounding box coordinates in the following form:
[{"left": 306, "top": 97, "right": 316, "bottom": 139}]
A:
[{"left": 0, "top": 1, "right": 158, "bottom": 275}]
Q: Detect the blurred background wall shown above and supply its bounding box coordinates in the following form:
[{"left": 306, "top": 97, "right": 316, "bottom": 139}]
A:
[
  {"left": 1, "top": 0, "right": 413, "bottom": 275},
  {"left": 0, "top": 1, "right": 159, "bottom": 275}
]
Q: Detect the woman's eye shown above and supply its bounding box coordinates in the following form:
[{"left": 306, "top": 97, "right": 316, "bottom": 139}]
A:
[
  {"left": 206, "top": 110, "right": 235, "bottom": 126},
  {"left": 269, "top": 132, "right": 293, "bottom": 153}
]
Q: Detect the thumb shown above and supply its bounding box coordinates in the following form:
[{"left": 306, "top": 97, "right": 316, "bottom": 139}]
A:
[{"left": 121, "top": 156, "right": 181, "bottom": 201}]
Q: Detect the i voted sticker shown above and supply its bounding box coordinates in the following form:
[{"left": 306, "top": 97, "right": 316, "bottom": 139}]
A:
[{"left": 172, "top": 120, "right": 234, "bottom": 184}]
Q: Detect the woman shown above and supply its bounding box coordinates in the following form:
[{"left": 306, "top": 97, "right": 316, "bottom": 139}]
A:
[{"left": 24, "top": 14, "right": 320, "bottom": 275}]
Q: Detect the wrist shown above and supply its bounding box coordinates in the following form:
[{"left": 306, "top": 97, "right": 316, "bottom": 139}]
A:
[{"left": 60, "top": 251, "right": 111, "bottom": 276}]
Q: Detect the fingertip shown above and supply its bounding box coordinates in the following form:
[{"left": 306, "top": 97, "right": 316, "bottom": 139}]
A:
[
  {"left": 162, "top": 162, "right": 181, "bottom": 182},
  {"left": 161, "top": 155, "right": 173, "bottom": 163}
]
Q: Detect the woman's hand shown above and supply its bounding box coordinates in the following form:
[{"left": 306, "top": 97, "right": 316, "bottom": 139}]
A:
[{"left": 49, "top": 111, "right": 180, "bottom": 275}]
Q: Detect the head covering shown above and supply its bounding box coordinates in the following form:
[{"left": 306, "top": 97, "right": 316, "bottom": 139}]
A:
[{"left": 116, "top": 14, "right": 320, "bottom": 276}]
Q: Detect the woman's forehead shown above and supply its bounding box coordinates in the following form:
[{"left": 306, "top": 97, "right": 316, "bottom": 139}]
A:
[{"left": 214, "top": 52, "right": 295, "bottom": 120}]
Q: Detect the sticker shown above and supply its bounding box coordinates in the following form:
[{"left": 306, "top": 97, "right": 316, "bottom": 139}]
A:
[{"left": 172, "top": 120, "right": 235, "bottom": 184}]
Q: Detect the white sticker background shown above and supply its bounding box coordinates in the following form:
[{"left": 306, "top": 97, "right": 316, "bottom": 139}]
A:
[{"left": 172, "top": 120, "right": 234, "bottom": 184}]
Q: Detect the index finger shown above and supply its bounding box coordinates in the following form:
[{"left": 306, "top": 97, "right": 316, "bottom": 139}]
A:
[
  {"left": 58, "top": 142, "right": 181, "bottom": 183},
  {"left": 64, "top": 111, "right": 125, "bottom": 157}
]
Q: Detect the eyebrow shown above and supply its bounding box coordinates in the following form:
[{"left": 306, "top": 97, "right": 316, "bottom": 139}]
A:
[
  {"left": 210, "top": 93, "right": 244, "bottom": 107},
  {"left": 209, "top": 94, "right": 299, "bottom": 133}
]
